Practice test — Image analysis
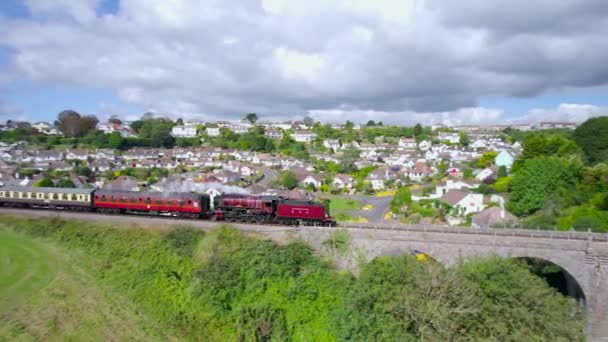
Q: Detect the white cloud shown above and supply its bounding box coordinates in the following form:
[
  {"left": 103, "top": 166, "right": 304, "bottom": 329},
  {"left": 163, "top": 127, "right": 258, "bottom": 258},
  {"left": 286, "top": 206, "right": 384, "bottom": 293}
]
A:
[
  {"left": 516, "top": 103, "right": 608, "bottom": 124},
  {"left": 0, "top": 0, "right": 607, "bottom": 122}
]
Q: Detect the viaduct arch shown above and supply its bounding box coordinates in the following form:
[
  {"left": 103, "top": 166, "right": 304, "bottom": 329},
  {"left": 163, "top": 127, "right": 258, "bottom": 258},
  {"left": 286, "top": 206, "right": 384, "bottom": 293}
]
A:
[{"left": 296, "top": 224, "right": 608, "bottom": 340}]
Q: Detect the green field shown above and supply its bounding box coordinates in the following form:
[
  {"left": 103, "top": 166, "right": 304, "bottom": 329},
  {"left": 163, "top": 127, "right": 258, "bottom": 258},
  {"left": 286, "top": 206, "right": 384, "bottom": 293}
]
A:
[
  {"left": 329, "top": 198, "right": 362, "bottom": 213},
  {"left": 0, "top": 229, "right": 165, "bottom": 341}
]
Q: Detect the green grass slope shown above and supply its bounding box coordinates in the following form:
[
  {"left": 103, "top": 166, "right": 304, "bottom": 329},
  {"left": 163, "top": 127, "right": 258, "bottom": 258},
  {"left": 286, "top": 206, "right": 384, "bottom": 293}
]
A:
[{"left": 0, "top": 229, "right": 167, "bottom": 341}]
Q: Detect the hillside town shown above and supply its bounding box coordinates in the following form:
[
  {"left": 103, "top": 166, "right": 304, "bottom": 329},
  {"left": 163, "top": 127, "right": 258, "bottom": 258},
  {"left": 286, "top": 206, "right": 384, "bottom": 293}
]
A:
[{"left": 0, "top": 113, "right": 580, "bottom": 226}]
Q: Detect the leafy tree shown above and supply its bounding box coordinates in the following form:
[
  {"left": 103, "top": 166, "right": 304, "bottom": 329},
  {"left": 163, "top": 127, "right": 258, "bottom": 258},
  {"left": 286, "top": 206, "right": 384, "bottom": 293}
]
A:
[
  {"left": 55, "top": 110, "right": 98, "bottom": 138},
  {"left": 390, "top": 187, "right": 412, "bottom": 214},
  {"left": 34, "top": 178, "right": 54, "bottom": 187},
  {"left": 497, "top": 165, "right": 508, "bottom": 179},
  {"left": 339, "top": 147, "right": 360, "bottom": 173},
  {"left": 108, "top": 131, "right": 123, "bottom": 149},
  {"left": 344, "top": 120, "right": 354, "bottom": 130},
  {"left": 459, "top": 132, "right": 470, "bottom": 146},
  {"left": 278, "top": 170, "right": 298, "bottom": 190},
  {"left": 477, "top": 151, "right": 498, "bottom": 168},
  {"left": 56, "top": 178, "right": 76, "bottom": 188},
  {"left": 176, "top": 118, "right": 184, "bottom": 125},
  {"left": 244, "top": 113, "right": 258, "bottom": 124},
  {"left": 366, "top": 120, "right": 376, "bottom": 126},
  {"left": 413, "top": 123, "right": 423, "bottom": 137},
  {"left": 507, "top": 157, "right": 577, "bottom": 216},
  {"left": 303, "top": 116, "right": 314, "bottom": 127},
  {"left": 574, "top": 116, "right": 608, "bottom": 164}
]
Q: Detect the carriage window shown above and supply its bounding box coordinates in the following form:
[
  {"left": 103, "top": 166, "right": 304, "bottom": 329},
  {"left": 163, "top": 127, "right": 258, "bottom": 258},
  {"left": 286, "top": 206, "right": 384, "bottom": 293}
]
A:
[
  {"left": 155, "top": 199, "right": 163, "bottom": 205},
  {"left": 111, "top": 196, "right": 115, "bottom": 202},
  {"left": 101, "top": 195, "right": 106, "bottom": 201},
  {"left": 53, "top": 193, "right": 59, "bottom": 200},
  {"left": 145, "top": 198, "right": 151, "bottom": 204},
  {"left": 7, "top": 192, "right": 12, "bottom": 198},
  {"left": 178, "top": 200, "right": 185, "bottom": 206},
  {"left": 187, "top": 200, "right": 192, "bottom": 205},
  {"left": 95, "top": 195, "right": 99, "bottom": 200},
  {"left": 62, "top": 194, "right": 68, "bottom": 200},
  {"left": 71, "top": 194, "right": 76, "bottom": 201},
  {"left": 120, "top": 196, "right": 126, "bottom": 203},
  {"left": 0, "top": 191, "right": 4, "bottom": 197},
  {"left": 130, "top": 197, "right": 136, "bottom": 203}
]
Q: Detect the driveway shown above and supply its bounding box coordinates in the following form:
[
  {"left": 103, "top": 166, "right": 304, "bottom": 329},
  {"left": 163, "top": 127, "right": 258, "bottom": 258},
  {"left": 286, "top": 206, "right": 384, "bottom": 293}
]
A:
[{"left": 345, "top": 195, "right": 393, "bottom": 223}]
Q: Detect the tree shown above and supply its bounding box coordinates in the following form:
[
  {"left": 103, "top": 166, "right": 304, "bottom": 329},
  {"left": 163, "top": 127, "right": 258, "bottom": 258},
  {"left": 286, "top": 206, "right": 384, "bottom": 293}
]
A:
[
  {"left": 108, "top": 115, "right": 122, "bottom": 125},
  {"left": 477, "top": 151, "right": 498, "bottom": 168},
  {"left": 108, "top": 131, "right": 124, "bottom": 149},
  {"left": 55, "top": 110, "right": 98, "bottom": 138},
  {"left": 303, "top": 116, "right": 314, "bottom": 127},
  {"left": 244, "top": 113, "right": 258, "bottom": 124},
  {"left": 339, "top": 147, "right": 360, "bottom": 173},
  {"left": 574, "top": 116, "right": 608, "bottom": 164},
  {"left": 278, "top": 170, "right": 298, "bottom": 190},
  {"left": 57, "top": 178, "right": 76, "bottom": 188},
  {"left": 459, "top": 132, "right": 470, "bottom": 147},
  {"left": 34, "top": 178, "right": 54, "bottom": 187},
  {"left": 497, "top": 165, "right": 508, "bottom": 179},
  {"left": 345, "top": 121, "right": 354, "bottom": 130},
  {"left": 390, "top": 187, "right": 412, "bottom": 214},
  {"left": 366, "top": 120, "right": 376, "bottom": 126},
  {"left": 413, "top": 123, "right": 423, "bottom": 137},
  {"left": 176, "top": 118, "right": 184, "bottom": 125},
  {"left": 507, "top": 157, "right": 577, "bottom": 216}
]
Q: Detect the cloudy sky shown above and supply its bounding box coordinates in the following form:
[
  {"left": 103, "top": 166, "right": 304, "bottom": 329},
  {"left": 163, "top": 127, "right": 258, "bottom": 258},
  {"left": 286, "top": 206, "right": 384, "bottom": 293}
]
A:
[{"left": 1, "top": 0, "right": 607, "bottom": 125}]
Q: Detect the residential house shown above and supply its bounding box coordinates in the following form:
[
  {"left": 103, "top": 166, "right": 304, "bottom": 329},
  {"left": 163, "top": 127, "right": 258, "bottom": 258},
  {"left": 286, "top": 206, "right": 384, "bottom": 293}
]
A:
[
  {"left": 90, "top": 160, "right": 112, "bottom": 172},
  {"left": 438, "top": 132, "right": 460, "bottom": 144},
  {"left": 32, "top": 122, "right": 59, "bottom": 135},
  {"left": 271, "top": 122, "right": 293, "bottom": 130},
  {"left": 418, "top": 140, "right": 432, "bottom": 151},
  {"left": 102, "top": 176, "right": 140, "bottom": 191},
  {"left": 366, "top": 168, "right": 393, "bottom": 190},
  {"left": 65, "top": 149, "right": 89, "bottom": 161},
  {"left": 475, "top": 167, "right": 495, "bottom": 182},
  {"left": 472, "top": 207, "right": 517, "bottom": 228},
  {"left": 323, "top": 139, "right": 341, "bottom": 152},
  {"left": 213, "top": 170, "right": 242, "bottom": 183},
  {"left": 49, "top": 160, "right": 72, "bottom": 171},
  {"left": 495, "top": 150, "right": 514, "bottom": 169},
  {"left": 538, "top": 121, "right": 576, "bottom": 130},
  {"left": 398, "top": 138, "right": 417, "bottom": 149},
  {"left": 440, "top": 189, "right": 484, "bottom": 215},
  {"left": 292, "top": 131, "right": 317, "bottom": 143},
  {"left": 406, "top": 162, "right": 434, "bottom": 182},
  {"left": 435, "top": 179, "right": 481, "bottom": 197},
  {"left": 94, "top": 148, "right": 116, "bottom": 161},
  {"left": 205, "top": 127, "right": 221, "bottom": 137},
  {"left": 302, "top": 174, "right": 323, "bottom": 188},
  {"left": 171, "top": 124, "right": 198, "bottom": 138},
  {"left": 264, "top": 129, "right": 283, "bottom": 140},
  {"left": 332, "top": 174, "right": 354, "bottom": 190},
  {"left": 122, "top": 148, "right": 158, "bottom": 160},
  {"left": 34, "top": 150, "right": 63, "bottom": 162}
]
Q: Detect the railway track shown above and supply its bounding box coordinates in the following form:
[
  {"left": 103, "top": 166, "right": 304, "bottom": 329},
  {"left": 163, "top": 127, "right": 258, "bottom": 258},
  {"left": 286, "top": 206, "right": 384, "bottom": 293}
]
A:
[{"left": 1, "top": 207, "right": 607, "bottom": 242}]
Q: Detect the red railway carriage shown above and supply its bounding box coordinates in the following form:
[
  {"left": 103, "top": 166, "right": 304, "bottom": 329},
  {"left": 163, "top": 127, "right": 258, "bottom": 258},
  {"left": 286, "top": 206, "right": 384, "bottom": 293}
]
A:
[
  {"left": 276, "top": 199, "right": 335, "bottom": 225},
  {"left": 93, "top": 189, "right": 209, "bottom": 218}
]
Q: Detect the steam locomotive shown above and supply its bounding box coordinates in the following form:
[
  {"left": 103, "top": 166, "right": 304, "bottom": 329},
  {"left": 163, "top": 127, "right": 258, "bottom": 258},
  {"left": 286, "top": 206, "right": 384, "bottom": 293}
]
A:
[{"left": 0, "top": 186, "right": 336, "bottom": 226}]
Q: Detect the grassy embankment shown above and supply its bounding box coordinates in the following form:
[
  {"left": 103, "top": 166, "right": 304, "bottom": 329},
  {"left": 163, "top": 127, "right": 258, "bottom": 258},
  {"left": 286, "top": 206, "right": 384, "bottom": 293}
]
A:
[
  {"left": 0, "top": 215, "right": 584, "bottom": 341},
  {"left": 328, "top": 198, "right": 367, "bottom": 222}
]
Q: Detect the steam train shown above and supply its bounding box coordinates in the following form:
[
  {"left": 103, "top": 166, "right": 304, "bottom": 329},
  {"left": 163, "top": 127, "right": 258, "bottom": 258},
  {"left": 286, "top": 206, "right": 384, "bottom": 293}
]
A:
[{"left": 0, "top": 186, "right": 336, "bottom": 226}]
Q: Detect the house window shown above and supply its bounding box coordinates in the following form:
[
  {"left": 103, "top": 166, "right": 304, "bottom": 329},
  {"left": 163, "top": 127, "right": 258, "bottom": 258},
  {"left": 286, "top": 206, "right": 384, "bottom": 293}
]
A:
[{"left": 0, "top": 191, "right": 4, "bottom": 197}]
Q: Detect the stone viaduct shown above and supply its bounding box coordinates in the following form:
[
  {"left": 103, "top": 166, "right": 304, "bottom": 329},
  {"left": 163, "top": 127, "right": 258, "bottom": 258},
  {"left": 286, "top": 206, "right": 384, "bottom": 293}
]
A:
[{"left": 296, "top": 224, "right": 608, "bottom": 341}]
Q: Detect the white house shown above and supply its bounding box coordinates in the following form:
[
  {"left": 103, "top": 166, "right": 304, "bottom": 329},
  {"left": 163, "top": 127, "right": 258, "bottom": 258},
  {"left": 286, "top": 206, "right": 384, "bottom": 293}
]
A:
[
  {"left": 332, "top": 174, "right": 354, "bottom": 189},
  {"left": 418, "top": 140, "right": 432, "bottom": 151},
  {"left": 264, "top": 129, "right": 283, "bottom": 139},
  {"left": 32, "top": 122, "right": 59, "bottom": 135},
  {"left": 475, "top": 168, "right": 494, "bottom": 181},
  {"left": 292, "top": 131, "right": 317, "bottom": 143},
  {"left": 205, "top": 127, "right": 221, "bottom": 137},
  {"left": 65, "top": 149, "right": 89, "bottom": 161},
  {"left": 439, "top": 132, "right": 460, "bottom": 144},
  {"left": 435, "top": 179, "right": 480, "bottom": 197},
  {"left": 398, "top": 138, "right": 417, "bottom": 149},
  {"left": 323, "top": 139, "right": 341, "bottom": 152},
  {"left": 440, "top": 189, "right": 484, "bottom": 215},
  {"left": 171, "top": 124, "right": 198, "bottom": 138},
  {"left": 302, "top": 174, "right": 323, "bottom": 188},
  {"left": 495, "top": 150, "right": 514, "bottom": 169}
]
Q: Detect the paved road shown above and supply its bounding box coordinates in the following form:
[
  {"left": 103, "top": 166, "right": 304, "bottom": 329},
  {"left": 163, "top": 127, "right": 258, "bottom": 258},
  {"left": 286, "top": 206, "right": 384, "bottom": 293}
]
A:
[
  {"left": 253, "top": 167, "right": 278, "bottom": 187},
  {"left": 344, "top": 195, "right": 393, "bottom": 223}
]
